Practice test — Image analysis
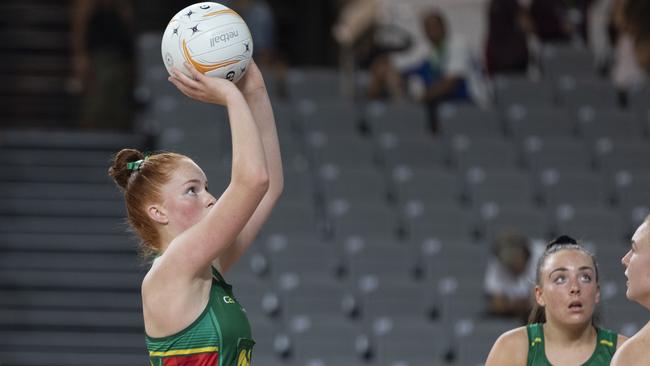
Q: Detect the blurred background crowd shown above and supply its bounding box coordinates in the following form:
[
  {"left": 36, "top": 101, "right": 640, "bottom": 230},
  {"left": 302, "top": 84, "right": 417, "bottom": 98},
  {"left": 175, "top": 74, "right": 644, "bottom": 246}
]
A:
[{"left": 2, "top": 0, "right": 649, "bottom": 131}]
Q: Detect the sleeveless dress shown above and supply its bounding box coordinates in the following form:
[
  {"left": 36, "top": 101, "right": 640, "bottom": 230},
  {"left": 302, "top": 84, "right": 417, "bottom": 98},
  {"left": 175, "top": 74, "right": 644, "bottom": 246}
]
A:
[
  {"left": 146, "top": 267, "right": 254, "bottom": 366},
  {"left": 526, "top": 323, "right": 617, "bottom": 366}
]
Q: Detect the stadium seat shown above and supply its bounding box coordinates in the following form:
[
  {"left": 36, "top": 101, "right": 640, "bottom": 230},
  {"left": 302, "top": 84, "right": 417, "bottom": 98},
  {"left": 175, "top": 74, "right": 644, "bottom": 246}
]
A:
[{"left": 364, "top": 101, "right": 431, "bottom": 138}]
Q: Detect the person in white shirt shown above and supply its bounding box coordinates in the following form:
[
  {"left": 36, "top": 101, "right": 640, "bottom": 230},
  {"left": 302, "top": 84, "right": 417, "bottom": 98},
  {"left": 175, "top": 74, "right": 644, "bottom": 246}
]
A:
[
  {"left": 484, "top": 230, "right": 544, "bottom": 322},
  {"left": 404, "top": 9, "right": 475, "bottom": 133}
]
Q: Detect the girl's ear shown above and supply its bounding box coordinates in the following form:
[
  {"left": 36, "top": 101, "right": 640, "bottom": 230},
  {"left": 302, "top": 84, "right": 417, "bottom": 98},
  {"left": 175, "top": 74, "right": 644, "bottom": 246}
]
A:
[
  {"left": 535, "top": 285, "right": 545, "bottom": 307},
  {"left": 148, "top": 205, "right": 168, "bottom": 225}
]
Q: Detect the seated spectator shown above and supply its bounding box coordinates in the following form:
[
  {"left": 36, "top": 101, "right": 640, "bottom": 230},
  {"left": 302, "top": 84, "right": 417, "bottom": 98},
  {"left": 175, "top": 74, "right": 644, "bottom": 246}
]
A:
[
  {"left": 618, "top": 0, "right": 650, "bottom": 72},
  {"left": 333, "top": 0, "right": 412, "bottom": 100},
  {"left": 405, "top": 9, "right": 475, "bottom": 133},
  {"left": 611, "top": 0, "right": 647, "bottom": 106},
  {"left": 527, "top": 0, "right": 573, "bottom": 43},
  {"left": 485, "top": 0, "right": 531, "bottom": 76},
  {"left": 484, "top": 230, "right": 543, "bottom": 323}
]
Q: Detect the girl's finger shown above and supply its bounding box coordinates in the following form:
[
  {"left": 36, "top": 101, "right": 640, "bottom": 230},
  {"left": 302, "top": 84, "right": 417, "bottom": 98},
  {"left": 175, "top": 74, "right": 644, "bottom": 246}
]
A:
[
  {"left": 169, "top": 76, "right": 199, "bottom": 99},
  {"left": 171, "top": 68, "right": 202, "bottom": 91},
  {"left": 184, "top": 62, "right": 205, "bottom": 82}
]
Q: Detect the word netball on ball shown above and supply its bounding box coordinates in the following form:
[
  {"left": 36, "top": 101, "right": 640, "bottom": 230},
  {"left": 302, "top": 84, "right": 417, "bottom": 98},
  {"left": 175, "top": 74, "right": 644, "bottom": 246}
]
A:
[{"left": 161, "top": 2, "right": 253, "bottom": 82}]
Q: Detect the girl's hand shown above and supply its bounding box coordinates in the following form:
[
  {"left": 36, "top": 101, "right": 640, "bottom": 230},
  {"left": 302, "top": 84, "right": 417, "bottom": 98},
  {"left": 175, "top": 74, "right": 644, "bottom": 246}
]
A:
[
  {"left": 168, "top": 62, "right": 240, "bottom": 106},
  {"left": 235, "top": 60, "right": 267, "bottom": 95}
]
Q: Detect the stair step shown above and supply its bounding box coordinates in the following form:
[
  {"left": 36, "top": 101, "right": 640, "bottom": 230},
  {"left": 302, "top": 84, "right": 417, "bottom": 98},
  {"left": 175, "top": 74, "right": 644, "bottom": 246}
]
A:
[
  {"left": 0, "top": 3, "right": 71, "bottom": 28},
  {"left": 0, "top": 198, "right": 125, "bottom": 217},
  {"left": 5, "top": 53, "right": 71, "bottom": 75},
  {"left": 0, "top": 290, "right": 141, "bottom": 311},
  {"left": 0, "top": 129, "right": 149, "bottom": 150},
  {"left": 0, "top": 252, "right": 139, "bottom": 272},
  {"left": 0, "top": 216, "right": 127, "bottom": 235},
  {"left": 0, "top": 30, "right": 68, "bottom": 52},
  {"left": 0, "top": 269, "right": 143, "bottom": 291},
  {"left": 0, "top": 233, "right": 137, "bottom": 252},
  {"left": 0, "top": 182, "right": 120, "bottom": 200},
  {"left": 0, "top": 148, "right": 120, "bottom": 167},
  {"left": 0, "top": 75, "right": 68, "bottom": 95},
  {"left": 0, "top": 351, "right": 147, "bottom": 366}
]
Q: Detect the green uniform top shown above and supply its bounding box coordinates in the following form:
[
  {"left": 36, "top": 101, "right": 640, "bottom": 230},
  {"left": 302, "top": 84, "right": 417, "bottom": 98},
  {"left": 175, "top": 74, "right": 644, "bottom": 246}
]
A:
[
  {"left": 526, "top": 323, "right": 617, "bottom": 366},
  {"left": 145, "top": 267, "right": 254, "bottom": 366}
]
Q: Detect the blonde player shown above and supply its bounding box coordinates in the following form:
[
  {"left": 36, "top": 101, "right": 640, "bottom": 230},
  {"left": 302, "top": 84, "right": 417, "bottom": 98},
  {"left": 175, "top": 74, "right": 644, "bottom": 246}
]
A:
[{"left": 611, "top": 215, "right": 650, "bottom": 366}]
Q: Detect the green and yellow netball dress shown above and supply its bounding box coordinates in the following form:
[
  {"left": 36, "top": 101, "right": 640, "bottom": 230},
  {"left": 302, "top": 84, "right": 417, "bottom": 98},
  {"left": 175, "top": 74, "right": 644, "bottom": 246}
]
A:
[
  {"left": 146, "top": 267, "right": 254, "bottom": 366},
  {"left": 526, "top": 323, "right": 617, "bottom": 366}
]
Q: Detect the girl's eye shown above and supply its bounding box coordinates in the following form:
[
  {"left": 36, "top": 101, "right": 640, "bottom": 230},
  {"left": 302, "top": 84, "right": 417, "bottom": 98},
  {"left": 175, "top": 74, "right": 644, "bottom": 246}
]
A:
[
  {"left": 553, "top": 275, "right": 566, "bottom": 284},
  {"left": 187, "top": 187, "right": 196, "bottom": 195},
  {"left": 580, "top": 273, "right": 592, "bottom": 282}
]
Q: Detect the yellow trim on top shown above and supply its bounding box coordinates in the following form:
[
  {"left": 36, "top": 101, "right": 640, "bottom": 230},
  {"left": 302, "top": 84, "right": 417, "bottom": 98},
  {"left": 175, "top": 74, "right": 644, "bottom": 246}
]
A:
[
  {"left": 600, "top": 339, "right": 614, "bottom": 347},
  {"left": 531, "top": 337, "right": 542, "bottom": 346},
  {"left": 149, "top": 346, "right": 219, "bottom": 357}
]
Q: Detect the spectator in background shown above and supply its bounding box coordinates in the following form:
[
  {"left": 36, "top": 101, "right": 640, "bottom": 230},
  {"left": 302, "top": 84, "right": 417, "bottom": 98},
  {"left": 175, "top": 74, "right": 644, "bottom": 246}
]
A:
[
  {"left": 588, "top": 0, "right": 615, "bottom": 76},
  {"left": 527, "top": 0, "right": 573, "bottom": 43},
  {"left": 484, "top": 230, "right": 543, "bottom": 323},
  {"left": 407, "top": 9, "right": 474, "bottom": 133},
  {"left": 71, "top": 0, "right": 135, "bottom": 131},
  {"left": 620, "top": 0, "right": 650, "bottom": 71},
  {"left": 333, "top": 0, "right": 412, "bottom": 100},
  {"left": 485, "top": 0, "right": 531, "bottom": 76},
  {"left": 610, "top": 0, "right": 647, "bottom": 107}
]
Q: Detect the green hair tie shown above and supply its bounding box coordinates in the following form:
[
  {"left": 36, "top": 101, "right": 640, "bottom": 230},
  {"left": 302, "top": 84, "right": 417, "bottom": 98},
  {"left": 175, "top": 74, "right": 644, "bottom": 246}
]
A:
[
  {"left": 126, "top": 159, "right": 144, "bottom": 171},
  {"left": 126, "top": 153, "right": 150, "bottom": 171}
]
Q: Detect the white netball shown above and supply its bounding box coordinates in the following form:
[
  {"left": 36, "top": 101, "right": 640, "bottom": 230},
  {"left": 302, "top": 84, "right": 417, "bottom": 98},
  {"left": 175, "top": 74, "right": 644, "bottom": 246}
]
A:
[{"left": 161, "top": 2, "right": 253, "bottom": 82}]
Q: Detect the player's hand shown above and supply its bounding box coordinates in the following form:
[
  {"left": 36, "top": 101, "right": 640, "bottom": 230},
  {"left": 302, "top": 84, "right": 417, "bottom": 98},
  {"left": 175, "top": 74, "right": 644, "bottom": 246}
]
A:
[
  {"left": 235, "top": 60, "right": 267, "bottom": 95},
  {"left": 168, "top": 62, "right": 240, "bottom": 106}
]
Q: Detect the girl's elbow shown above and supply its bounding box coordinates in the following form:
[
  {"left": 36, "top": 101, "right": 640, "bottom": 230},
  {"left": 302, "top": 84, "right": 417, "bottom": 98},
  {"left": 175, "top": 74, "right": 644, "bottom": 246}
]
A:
[
  {"left": 272, "top": 177, "right": 284, "bottom": 199},
  {"left": 233, "top": 167, "right": 269, "bottom": 193},
  {"left": 250, "top": 169, "right": 270, "bottom": 193}
]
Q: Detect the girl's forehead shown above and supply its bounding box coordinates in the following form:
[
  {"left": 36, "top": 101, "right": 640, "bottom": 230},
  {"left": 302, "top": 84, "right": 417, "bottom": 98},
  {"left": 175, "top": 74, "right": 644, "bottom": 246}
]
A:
[
  {"left": 632, "top": 222, "right": 650, "bottom": 249},
  {"left": 542, "top": 249, "right": 594, "bottom": 272},
  {"left": 168, "top": 159, "right": 206, "bottom": 182}
]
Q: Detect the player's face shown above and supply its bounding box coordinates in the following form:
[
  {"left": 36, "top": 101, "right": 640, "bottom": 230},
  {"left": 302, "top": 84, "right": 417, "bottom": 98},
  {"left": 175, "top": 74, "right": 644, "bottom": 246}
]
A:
[
  {"left": 536, "top": 250, "right": 599, "bottom": 326},
  {"left": 160, "top": 158, "right": 216, "bottom": 235},
  {"left": 423, "top": 15, "right": 445, "bottom": 45},
  {"left": 622, "top": 221, "right": 650, "bottom": 307}
]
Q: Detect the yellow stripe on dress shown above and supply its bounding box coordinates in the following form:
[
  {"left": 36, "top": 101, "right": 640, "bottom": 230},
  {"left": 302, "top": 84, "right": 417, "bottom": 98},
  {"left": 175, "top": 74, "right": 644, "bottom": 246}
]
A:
[
  {"left": 600, "top": 339, "right": 614, "bottom": 347},
  {"left": 531, "top": 337, "right": 542, "bottom": 346},
  {"left": 149, "top": 346, "right": 219, "bottom": 357}
]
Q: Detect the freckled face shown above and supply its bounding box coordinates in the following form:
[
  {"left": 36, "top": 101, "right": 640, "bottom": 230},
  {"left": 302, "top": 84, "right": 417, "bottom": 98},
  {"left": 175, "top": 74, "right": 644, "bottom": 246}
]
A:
[
  {"left": 536, "top": 250, "right": 599, "bottom": 326},
  {"left": 160, "top": 158, "right": 215, "bottom": 236},
  {"left": 622, "top": 222, "right": 650, "bottom": 307}
]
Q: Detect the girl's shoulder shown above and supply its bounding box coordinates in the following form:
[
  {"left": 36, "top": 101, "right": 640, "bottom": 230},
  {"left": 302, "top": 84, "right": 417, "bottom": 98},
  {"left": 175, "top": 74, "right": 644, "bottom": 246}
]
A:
[{"left": 486, "top": 326, "right": 529, "bottom": 366}]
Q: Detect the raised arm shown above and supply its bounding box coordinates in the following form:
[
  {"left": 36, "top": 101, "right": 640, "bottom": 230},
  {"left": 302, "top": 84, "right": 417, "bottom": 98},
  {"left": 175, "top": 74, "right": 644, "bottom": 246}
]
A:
[
  {"left": 218, "top": 61, "right": 284, "bottom": 273},
  {"left": 159, "top": 63, "right": 270, "bottom": 279}
]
